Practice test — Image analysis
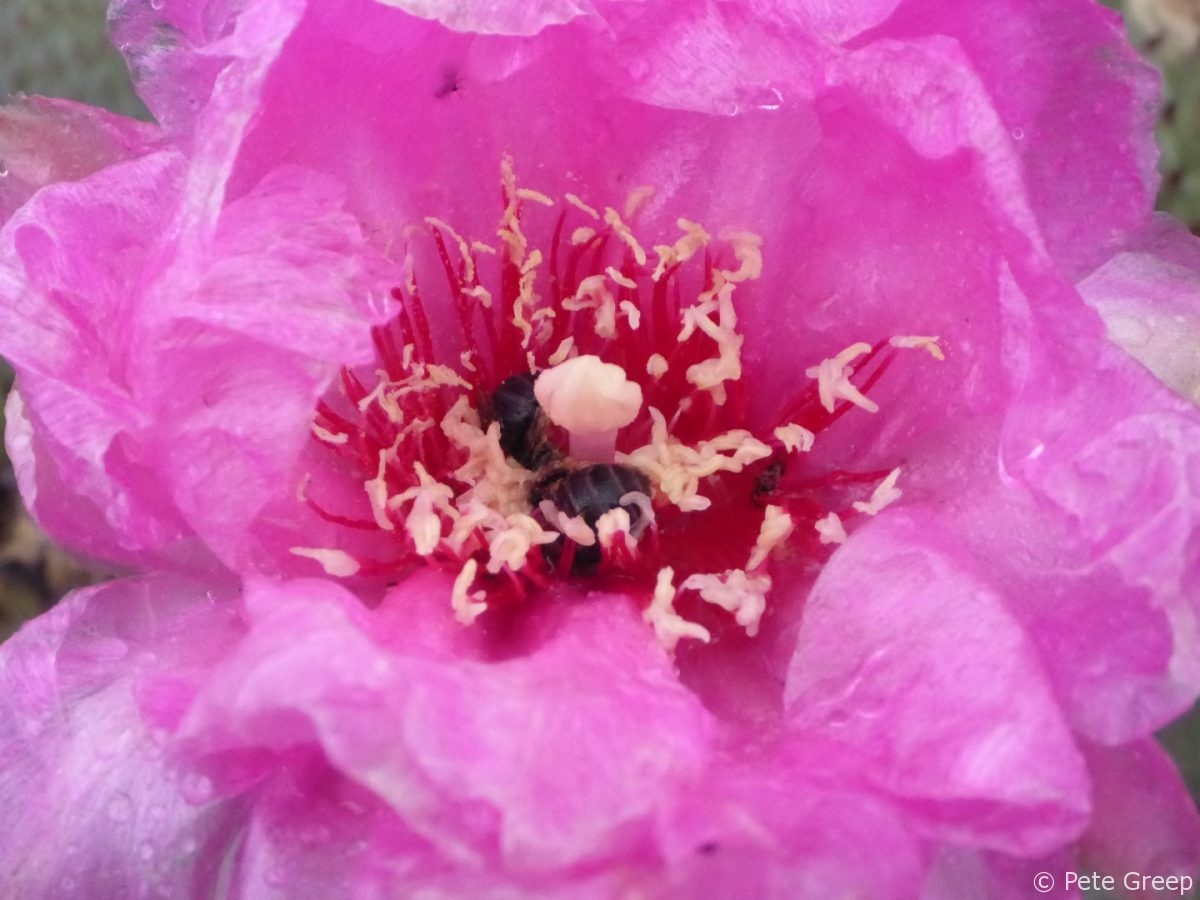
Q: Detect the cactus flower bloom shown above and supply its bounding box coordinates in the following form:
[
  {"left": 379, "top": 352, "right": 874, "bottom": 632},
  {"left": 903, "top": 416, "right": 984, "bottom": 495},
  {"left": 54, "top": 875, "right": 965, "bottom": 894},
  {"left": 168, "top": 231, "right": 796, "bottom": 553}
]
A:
[{"left": 3, "top": 0, "right": 1200, "bottom": 896}]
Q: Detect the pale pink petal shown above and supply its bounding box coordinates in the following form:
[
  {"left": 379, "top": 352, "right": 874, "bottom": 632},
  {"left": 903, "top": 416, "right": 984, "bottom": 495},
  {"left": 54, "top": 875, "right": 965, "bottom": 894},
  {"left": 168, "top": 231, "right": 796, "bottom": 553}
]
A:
[
  {"left": 0, "top": 96, "right": 160, "bottom": 223},
  {"left": 0, "top": 576, "right": 245, "bottom": 897},
  {"left": 1079, "top": 215, "right": 1200, "bottom": 405},
  {"left": 378, "top": 0, "right": 588, "bottom": 35}
]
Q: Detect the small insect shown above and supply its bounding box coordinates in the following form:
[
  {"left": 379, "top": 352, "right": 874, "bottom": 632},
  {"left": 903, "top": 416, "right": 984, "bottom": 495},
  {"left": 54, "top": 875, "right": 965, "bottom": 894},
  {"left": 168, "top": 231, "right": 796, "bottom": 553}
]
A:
[
  {"left": 752, "top": 457, "right": 785, "bottom": 505},
  {"left": 489, "top": 372, "right": 652, "bottom": 570}
]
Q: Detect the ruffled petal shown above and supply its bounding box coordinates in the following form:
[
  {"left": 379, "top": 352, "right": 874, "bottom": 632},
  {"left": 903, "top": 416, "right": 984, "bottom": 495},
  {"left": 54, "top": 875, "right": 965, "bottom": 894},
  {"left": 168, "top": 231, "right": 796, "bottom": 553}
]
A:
[
  {"left": 1, "top": 150, "right": 390, "bottom": 572},
  {"left": 0, "top": 96, "right": 160, "bottom": 223},
  {"left": 0, "top": 576, "right": 245, "bottom": 897},
  {"left": 177, "top": 574, "right": 714, "bottom": 872},
  {"left": 784, "top": 511, "right": 1091, "bottom": 855},
  {"left": 868, "top": 0, "right": 1160, "bottom": 279},
  {"left": 659, "top": 742, "right": 925, "bottom": 898}
]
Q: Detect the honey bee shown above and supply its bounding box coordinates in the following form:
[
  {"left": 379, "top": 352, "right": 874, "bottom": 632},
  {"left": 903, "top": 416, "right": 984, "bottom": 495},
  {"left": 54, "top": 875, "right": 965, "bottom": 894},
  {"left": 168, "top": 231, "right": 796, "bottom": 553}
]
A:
[{"left": 489, "top": 373, "right": 652, "bottom": 570}]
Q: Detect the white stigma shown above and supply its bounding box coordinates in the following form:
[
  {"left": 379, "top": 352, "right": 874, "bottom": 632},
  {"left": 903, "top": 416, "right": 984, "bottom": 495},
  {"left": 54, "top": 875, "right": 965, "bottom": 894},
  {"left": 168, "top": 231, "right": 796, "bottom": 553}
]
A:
[{"left": 535, "top": 354, "right": 643, "bottom": 462}]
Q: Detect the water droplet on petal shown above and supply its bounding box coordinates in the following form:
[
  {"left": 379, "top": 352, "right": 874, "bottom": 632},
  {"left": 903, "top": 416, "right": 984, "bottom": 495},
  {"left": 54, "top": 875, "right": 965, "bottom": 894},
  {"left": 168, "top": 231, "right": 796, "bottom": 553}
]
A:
[
  {"left": 1011, "top": 126, "right": 1025, "bottom": 140},
  {"left": 180, "top": 771, "right": 214, "bottom": 803}
]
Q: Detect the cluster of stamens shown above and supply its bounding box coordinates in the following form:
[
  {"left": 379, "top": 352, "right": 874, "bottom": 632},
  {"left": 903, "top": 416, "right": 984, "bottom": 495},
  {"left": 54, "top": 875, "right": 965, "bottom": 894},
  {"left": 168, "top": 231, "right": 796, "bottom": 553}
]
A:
[{"left": 293, "top": 159, "right": 942, "bottom": 651}]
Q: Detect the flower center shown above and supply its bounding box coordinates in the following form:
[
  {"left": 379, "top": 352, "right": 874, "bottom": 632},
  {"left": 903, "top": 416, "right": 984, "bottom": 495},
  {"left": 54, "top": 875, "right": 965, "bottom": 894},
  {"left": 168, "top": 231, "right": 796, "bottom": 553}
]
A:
[{"left": 293, "top": 160, "right": 942, "bottom": 650}]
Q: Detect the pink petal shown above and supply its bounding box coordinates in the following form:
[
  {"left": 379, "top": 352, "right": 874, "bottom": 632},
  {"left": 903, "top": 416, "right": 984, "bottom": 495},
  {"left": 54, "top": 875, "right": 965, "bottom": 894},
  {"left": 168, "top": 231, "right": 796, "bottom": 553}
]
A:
[
  {"left": 785, "top": 511, "right": 1091, "bottom": 855},
  {"left": 660, "top": 742, "right": 925, "bottom": 898},
  {"left": 1, "top": 153, "right": 390, "bottom": 572},
  {"left": 0, "top": 96, "right": 159, "bottom": 223},
  {"left": 178, "top": 573, "right": 714, "bottom": 871},
  {"left": 0, "top": 576, "right": 245, "bottom": 897}
]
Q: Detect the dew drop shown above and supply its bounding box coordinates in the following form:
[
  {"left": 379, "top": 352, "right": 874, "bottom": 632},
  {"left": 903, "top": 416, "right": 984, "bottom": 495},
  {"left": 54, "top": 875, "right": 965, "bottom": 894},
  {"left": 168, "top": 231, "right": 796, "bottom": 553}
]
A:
[
  {"left": 0, "top": 160, "right": 9, "bottom": 178},
  {"left": 1011, "top": 126, "right": 1025, "bottom": 141},
  {"left": 150, "top": 0, "right": 164, "bottom": 9},
  {"left": 180, "top": 771, "right": 214, "bottom": 804}
]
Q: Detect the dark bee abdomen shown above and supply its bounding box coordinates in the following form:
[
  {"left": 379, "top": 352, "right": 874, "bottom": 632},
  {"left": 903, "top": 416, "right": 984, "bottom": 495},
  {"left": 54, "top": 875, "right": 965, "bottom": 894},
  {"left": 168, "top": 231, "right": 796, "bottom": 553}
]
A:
[{"left": 532, "top": 464, "right": 652, "bottom": 570}]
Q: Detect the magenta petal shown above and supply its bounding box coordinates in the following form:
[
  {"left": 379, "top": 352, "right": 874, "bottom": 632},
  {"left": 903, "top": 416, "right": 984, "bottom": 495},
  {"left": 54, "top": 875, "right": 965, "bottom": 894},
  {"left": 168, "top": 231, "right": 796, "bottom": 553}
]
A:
[
  {"left": 1, "top": 152, "right": 388, "bottom": 572},
  {"left": 870, "top": 0, "right": 1160, "bottom": 278},
  {"left": 1078, "top": 739, "right": 1200, "bottom": 895},
  {"left": 0, "top": 576, "right": 244, "bottom": 897},
  {"left": 178, "top": 575, "right": 713, "bottom": 871},
  {"left": 785, "top": 511, "right": 1090, "bottom": 855},
  {"left": 660, "top": 744, "right": 925, "bottom": 898}
]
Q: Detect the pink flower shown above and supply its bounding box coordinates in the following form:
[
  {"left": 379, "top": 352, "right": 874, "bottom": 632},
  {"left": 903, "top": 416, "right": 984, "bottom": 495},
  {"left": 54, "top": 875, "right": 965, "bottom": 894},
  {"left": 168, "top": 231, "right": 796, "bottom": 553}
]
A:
[{"left": 3, "top": 0, "right": 1200, "bottom": 896}]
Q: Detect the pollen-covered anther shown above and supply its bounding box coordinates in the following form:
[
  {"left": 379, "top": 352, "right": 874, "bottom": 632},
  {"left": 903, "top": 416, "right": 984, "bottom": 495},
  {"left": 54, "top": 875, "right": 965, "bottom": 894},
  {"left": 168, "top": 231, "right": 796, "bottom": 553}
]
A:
[
  {"left": 852, "top": 468, "right": 903, "bottom": 516},
  {"left": 748, "top": 505, "right": 795, "bottom": 570},
  {"left": 538, "top": 500, "right": 597, "bottom": 547},
  {"left": 681, "top": 280, "right": 746, "bottom": 405},
  {"left": 595, "top": 507, "right": 634, "bottom": 551},
  {"left": 289, "top": 547, "right": 362, "bottom": 578},
  {"left": 622, "top": 408, "right": 772, "bottom": 512},
  {"left": 890, "top": 334, "right": 945, "bottom": 360},
  {"left": 563, "top": 274, "right": 617, "bottom": 339},
  {"left": 452, "top": 558, "right": 488, "bottom": 625},
  {"left": 645, "top": 567, "right": 711, "bottom": 652},
  {"left": 535, "top": 355, "right": 643, "bottom": 462},
  {"left": 485, "top": 514, "right": 558, "bottom": 574},
  {"left": 805, "top": 342, "right": 880, "bottom": 414},
  {"left": 681, "top": 570, "right": 770, "bottom": 637},
  {"left": 773, "top": 423, "right": 815, "bottom": 454},
  {"left": 391, "top": 463, "right": 456, "bottom": 555},
  {"left": 814, "top": 511, "right": 848, "bottom": 545},
  {"left": 602, "top": 207, "right": 647, "bottom": 266},
  {"left": 716, "top": 230, "right": 764, "bottom": 283},
  {"left": 652, "top": 218, "right": 710, "bottom": 281},
  {"left": 312, "top": 423, "right": 349, "bottom": 445},
  {"left": 440, "top": 398, "right": 532, "bottom": 516}
]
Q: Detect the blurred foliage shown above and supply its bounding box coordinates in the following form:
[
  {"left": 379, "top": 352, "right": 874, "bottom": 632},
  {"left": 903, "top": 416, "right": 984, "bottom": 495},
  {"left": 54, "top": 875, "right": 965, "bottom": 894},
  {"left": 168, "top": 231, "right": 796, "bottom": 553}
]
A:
[{"left": 0, "top": 0, "right": 146, "bottom": 118}]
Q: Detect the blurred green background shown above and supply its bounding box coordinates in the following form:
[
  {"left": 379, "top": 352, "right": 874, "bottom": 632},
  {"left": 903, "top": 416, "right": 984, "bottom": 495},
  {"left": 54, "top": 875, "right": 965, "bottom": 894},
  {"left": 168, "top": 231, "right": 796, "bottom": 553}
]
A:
[{"left": 0, "top": 1, "right": 1197, "bottom": 890}]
